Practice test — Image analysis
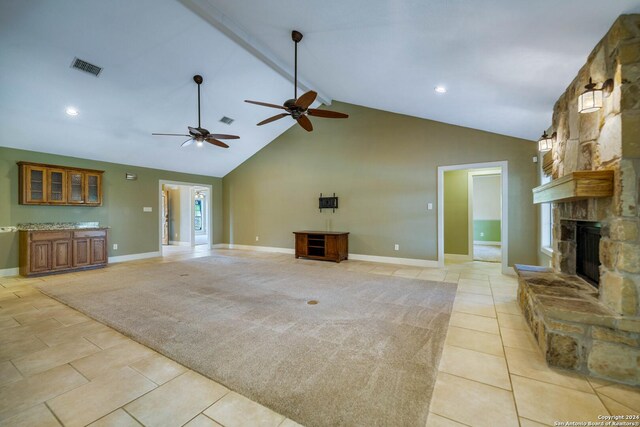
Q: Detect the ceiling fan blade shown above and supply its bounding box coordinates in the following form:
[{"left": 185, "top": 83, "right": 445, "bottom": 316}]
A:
[
  {"left": 152, "top": 133, "right": 191, "bottom": 137},
  {"left": 205, "top": 137, "right": 229, "bottom": 148},
  {"left": 295, "top": 91, "right": 317, "bottom": 109},
  {"left": 188, "top": 126, "right": 203, "bottom": 135},
  {"left": 181, "top": 138, "right": 194, "bottom": 147},
  {"left": 307, "top": 109, "right": 349, "bottom": 119},
  {"left": 209, "top": 134, "right": 240, "bottom": 140},
  {"left": 257, "top": 113, "right": 289, "bottom": 126},
  {"left": 297, "top": 115, "right": 313, "bottom": 132},
  {"left": 245, "top": 100, "right": 286, "bottom": 110}
]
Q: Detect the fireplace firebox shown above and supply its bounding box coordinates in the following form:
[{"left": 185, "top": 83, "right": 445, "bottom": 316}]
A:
[{"left": 575, "top": 222, "right": 601, "bottom": 288}]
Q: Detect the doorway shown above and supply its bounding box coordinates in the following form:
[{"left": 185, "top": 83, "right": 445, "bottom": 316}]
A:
[
  {"left": 437, "top": 161, "right": 508, "bottom": 273},
  {"left": 158, "top": 180, "right": 212, "bottom": 256},
  {"left": 469, "top": 170, "right": 502, "bottom": 263}
]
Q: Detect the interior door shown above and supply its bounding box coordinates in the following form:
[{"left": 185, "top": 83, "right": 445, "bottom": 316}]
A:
[{"left": 162, "top": 190, "right": 169, "bottom": 245}]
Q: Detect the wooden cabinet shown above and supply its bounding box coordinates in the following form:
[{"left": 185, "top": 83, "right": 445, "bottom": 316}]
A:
[
  {"left": 47, "top": 168, "right": 67, "bottom": 204},
  {"left": 22, "top": 164, "right": 48, "bottom": 204},
  {"left": 51, "top": 240, "right": 72, "bottom": 270},
  {"left": 67, "top": 171, "right": 85, "bottom": 204},
  {"left": 30, "top": 241, "right": 51, "bottom": 273},
  {"left": 293, "top": 231, "right": 349, "bottom": 263},
  {"left": 73, "top": 238, "right": 91, "bottom": 267},
  {"left": 18, "top": 162, "right": 103, "bottom": 206},
  {"left": 19, "top": 229, "right": 108, "bottom": 276}
]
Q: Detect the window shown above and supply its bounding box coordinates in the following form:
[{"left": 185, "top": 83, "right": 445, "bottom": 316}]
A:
[{"left": 540, "top": 162, "right": 553, "bottom": 256}]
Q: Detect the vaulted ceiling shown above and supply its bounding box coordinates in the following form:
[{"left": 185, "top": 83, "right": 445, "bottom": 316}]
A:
[{"left": 1, "top": 0, "right": 639, "bottom": 177}]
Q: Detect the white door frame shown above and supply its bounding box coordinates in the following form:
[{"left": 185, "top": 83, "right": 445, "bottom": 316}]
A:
[
  {"left": 437, "top": 161, "right": 509, "bottom": 274},
  {"left": 158, "top": 180, "right": 213, "bottom": 253},
  {"left": 468, "top": 169, "right": 502, "bottom": 259}
]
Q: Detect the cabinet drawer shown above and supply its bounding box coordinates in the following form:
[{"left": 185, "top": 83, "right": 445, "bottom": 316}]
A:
[
  {"left": 30, "top": 231, "right": 71, "bottom": 241},
  {"left": 74, "top": 230, "right": 106, "bottom": 238}
]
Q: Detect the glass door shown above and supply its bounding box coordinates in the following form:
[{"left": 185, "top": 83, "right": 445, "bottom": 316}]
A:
[
  {"left": 85, "top": 173, "right": 101, "bottom": 205},
  {"left": 47, "top": 169, "right": 66, "bottom": 203},
  {"left": 26, "top": 165, "right": 47, "bottom": 203},
  {"left": 67, "top": 172, "right": 84, "bottom": 204}
]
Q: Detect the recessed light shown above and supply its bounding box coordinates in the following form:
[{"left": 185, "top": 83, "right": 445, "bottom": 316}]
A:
[
  {"left": 434, "top": 86, "right": 447, "bottom": 94},
  {"left": 65, "top": 107, "right": 79, "bottom": 116}
]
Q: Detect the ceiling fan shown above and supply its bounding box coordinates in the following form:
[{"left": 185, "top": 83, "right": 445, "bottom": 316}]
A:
[
  {"left": 245, "top": 30, "right": 348, "bottom": 132},
  {"left": 152, "top": 75, "right": 239, "bottom": 148}
]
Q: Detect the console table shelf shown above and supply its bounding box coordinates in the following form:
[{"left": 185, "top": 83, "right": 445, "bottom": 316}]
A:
[{"left": 293, "top": 231, "right": 349, "bottom": 263}]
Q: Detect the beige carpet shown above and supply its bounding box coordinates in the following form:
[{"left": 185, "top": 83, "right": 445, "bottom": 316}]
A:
[{"left": 37, "top": 255, "right": 457, "bottom": 427}]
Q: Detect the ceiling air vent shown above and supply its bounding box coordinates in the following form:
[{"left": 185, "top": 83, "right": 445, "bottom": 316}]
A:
[
  {"left": 70, "top": 57, "right": 102, "bottom": 77},
  {"left": 219, "top": 116, "right": 234, "bottom": 125}
]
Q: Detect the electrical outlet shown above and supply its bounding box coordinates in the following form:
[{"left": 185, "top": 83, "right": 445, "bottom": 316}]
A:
[
  {"left": 255, "top": 236, "right": 259, "bottom": 242},
  {"left": 113, "top": 243, "right": 118, "bottom": 250},
  {"left": 143, "top": 207, "right": 152, "bottom": 212},
  {"left": 394, "top": 244, "right": 399, "bottom": 251},
  {"left": 480, "top": 232, "right": 484, "bottom": 237}
]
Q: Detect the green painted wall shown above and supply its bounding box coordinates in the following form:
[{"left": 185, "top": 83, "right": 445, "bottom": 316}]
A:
[
  {"left": 223, "top": 101, "right": 539, "bottom": 265},
  {"left": 443, "top": 170, "right": 468, "bottom": 255},
  {"left": 474, "top": 220, "right": 501, "bottom": 241},
  {"left": 0, "top": 147, "right": 222, "bottom": 270}
]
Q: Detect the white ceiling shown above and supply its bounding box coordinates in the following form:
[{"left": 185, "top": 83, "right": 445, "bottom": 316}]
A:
[{"left": 2, "top": 0, "right": 640, "bottom": 177}]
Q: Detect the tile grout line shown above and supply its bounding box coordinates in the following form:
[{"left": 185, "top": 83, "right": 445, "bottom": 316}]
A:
[
  {"left": 122, "top": 405, "right": 148, "bottom": 426},
  {"left": 68, "top": 362, "right": 92, "bottom": 383},
  {"left": 427, "top": 410, "right": 473, "bottom": 427},
  {"left": 491, "top": 280, "right": 522, "bottom": 427},
  {"left": 509, "top": 373, "right": 599, "bottom": 395},
  {"left": 44, "top": 400, "right": 66, "bottom": 427}
]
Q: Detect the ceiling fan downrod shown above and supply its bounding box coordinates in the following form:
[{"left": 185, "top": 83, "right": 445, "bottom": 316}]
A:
[
  {"left": 292, "top": 30, "right": 303, "bottom": 101},
  {"left": 194, "top": 74, "right": 203, "bottom": 129}
]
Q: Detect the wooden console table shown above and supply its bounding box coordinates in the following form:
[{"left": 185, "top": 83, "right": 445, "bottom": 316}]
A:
[{"left": 293, "top": 231, "right": 349, "bottom": 263}]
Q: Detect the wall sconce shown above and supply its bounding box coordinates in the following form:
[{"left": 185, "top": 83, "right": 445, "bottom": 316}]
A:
[
  {"left": 538, "top": 131, "right": 556, "bottom": 152},
  {"left": 578, "top": 77, "right": 613, "bottom": 114}
]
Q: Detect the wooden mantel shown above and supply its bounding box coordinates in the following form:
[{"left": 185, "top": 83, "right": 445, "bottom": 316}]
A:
[{"left": 532, "top": 170, "right": 614, "bottom": 204}]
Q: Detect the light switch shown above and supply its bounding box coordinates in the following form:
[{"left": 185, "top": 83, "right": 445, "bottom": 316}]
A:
[
  {"left": 427, "top": 203, "right": 433, "bottom": 210},
  {"left": 143, "top": 207, "right": 152, "bottom": 212}
]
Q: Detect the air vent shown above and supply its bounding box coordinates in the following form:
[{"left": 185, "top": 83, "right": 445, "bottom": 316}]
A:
[
  {"left": 219, "top": 116, "right": 234, "bottom": 125},
  {"left": 70, "top": 57, "right": 102, "bottom": 77}
]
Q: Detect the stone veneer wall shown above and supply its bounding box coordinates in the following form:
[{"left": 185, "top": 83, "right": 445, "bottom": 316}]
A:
[
  {"left": 550, "top": 15, "right": 640, "bottom": 316},
  {"left": 516, "top": 14, "right": 640, "bottom": 385}
]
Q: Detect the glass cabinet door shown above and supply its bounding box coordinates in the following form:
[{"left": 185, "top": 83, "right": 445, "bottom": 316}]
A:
[
  {"left": 68, "top": 172, "right": 84, "bottom": 204},
  {"left": 47, "top": 169, "right": 66, "bottom": 203},
  {"left": 26, "top": 166, "right": 47, "bottom": 203},
  {"left": 85, "top": 173, "right": 101, "bottom": 205}
]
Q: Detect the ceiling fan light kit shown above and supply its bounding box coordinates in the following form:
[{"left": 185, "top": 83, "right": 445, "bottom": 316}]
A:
[
  {"left": 244, "top": 30, "right": 349, "bottom": 132},
  {"left": 152, "top": 74, "right": 240, "bottom": 149}
]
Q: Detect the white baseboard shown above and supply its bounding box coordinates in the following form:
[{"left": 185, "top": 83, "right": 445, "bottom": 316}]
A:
[
  {"left": 0, "top": 267, "right": 19, "bottom": 277},
  {"left": 473, "top": 241, "right": 501, "bottom": 246},
  {"left": 503, "top": 266, "right": 516, "bottom": 276},
  {"left": 169, "top": 241, "right": 191, "bottom": 247},
  {"left": 445, "top": 253, "right": 472, "bottom": 261},
  {"left": 225, "top": 244, "right": 295, "bottom": 254},
  {"left": 217, "top": 244, "right": 438, "bottom": 267},
  {"left": 348, "top": 253, "right": 438, "bottom": 268},
  {"left": 108, "top": 251, "right": 161, "bottom": 264}
]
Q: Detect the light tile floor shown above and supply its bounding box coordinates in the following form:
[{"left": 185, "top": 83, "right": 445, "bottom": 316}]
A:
[{"left": 0, "top": 249, "right": 638, "bottom": 426}]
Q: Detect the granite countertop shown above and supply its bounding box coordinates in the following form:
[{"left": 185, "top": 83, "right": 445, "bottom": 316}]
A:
[{"left": 17, "top": 222, "right": 110, "bottom": 231}]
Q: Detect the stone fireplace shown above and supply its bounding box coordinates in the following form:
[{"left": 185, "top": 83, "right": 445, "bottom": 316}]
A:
[{"left": 516, "top": 15, "right": 640, "bottom": 385}]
